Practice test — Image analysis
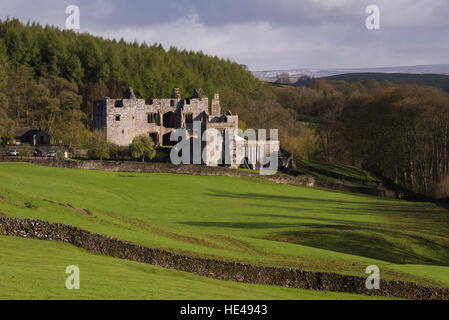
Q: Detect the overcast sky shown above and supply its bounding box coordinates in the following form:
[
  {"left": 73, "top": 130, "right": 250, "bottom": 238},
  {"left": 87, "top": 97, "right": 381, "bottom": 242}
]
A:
[{"left": 0, "top": 0, "right": 447, "bottom": 70}]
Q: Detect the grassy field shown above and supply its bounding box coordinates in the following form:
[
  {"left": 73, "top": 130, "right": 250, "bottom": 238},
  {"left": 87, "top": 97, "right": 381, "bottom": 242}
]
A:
[
  {"left": 294, "top": 157, "right": 381, "bottom": 188},
  {"left": 2, "top": 236, "right": 382, "bottom": 300},
  {"left": 0, "top": 162, "right": 449, "bottom": 294}
]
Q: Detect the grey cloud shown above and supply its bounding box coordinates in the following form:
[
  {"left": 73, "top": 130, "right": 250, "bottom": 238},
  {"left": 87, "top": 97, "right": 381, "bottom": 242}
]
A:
[{"left": 0, "top": 0, "right": 447, "bottom": 69}]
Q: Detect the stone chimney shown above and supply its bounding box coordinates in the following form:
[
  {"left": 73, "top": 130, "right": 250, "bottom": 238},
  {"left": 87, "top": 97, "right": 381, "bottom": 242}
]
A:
[
  {"left": 171, "top": 88, "right": 181, "bottom": 99},
  {"left": 193, "top": 88, "right": 206, "bottom": 99},
  {"left": 211, "top": 93, "right": 221, "bottom": 116},
  {"left": 123, "top": 88, "right": 136, "bottom": 99}
]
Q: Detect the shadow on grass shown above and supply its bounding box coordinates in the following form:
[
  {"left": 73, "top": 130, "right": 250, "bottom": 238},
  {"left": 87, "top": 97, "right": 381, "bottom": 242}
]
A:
[
  {"left": 180, "top": 219, "right": 449, "bottom": 265},
  {"left": 269, "top": 224, "right": 449, "bottom": 266},
  {"left": 179, "top": 221, "right": 298, "bottom": 229},
  {"left": 206, "top": 189, "right": 449, "bottom": 222},
  {"left": 245, "top": 202, "right": 442, "bottom": 217},
  {"left": 204, "top": 189, "right": 434, "bottom": 211},
  {"left": 193, "top": 189, "right": 449, "bottom": 265}
]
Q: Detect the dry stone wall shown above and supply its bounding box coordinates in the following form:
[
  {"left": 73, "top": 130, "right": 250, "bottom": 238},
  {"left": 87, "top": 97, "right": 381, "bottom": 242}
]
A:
[{"left": 0, "top": 217, "right": 448, "bottom": 300}]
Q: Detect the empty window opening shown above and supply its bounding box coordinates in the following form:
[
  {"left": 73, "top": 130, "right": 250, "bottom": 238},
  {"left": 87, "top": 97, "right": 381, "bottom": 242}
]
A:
[
  {"left": 163, "top": 132, "right": 178, "bottom": 146},
  {"left": 149, "top": 133, "right": 158, "bottom": 146},
  {"left": 115, "top": 115, "right": 121, "bottom": 121},
  {"left": 148, "top": 113, "right": 158, "bottom": 124},
  {"left": 170, "top": 100, "right": 175, "bottom": 107},
  {"left": 185, "top": 113, "right": 194, "bottom": 124},
  {"left": 163, "top": 112, "right": 177, "bottom": 128},
  {"left": 186, "top": 99, "right": 191, "bottom": 105}
]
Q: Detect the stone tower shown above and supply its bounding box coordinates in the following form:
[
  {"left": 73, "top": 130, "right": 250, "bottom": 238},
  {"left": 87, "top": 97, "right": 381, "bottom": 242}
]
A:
[
  {"left": 123, "top": 87, "right": 136, "bottom": 99},
  {"left": 171, "top": 88, "right": 181, "bottom": 99},
  {"left": 211, "top": 93, "right": 221, "bottom": 116}
]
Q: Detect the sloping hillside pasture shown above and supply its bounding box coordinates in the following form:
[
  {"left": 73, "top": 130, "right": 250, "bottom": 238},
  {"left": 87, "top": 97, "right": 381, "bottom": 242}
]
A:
[
  {"left": 2, "top": 236, "right": 384, "bottom": 300},
  {"left": 0, "top": 163, "right": 448, "bottom": 291}
]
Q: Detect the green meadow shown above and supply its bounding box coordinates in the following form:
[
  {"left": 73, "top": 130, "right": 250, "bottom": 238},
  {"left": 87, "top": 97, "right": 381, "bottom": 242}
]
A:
[
  {"left": 0, "top": 162, "right": 448, "bottom": 298},
  {"left": 1, "top": 236, "right": 380, "bottom": 300}
]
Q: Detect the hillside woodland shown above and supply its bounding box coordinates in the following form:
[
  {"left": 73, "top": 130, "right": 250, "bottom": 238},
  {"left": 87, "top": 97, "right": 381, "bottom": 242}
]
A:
[{"left": 0, "top": 19, "right": 448, "bottom": 197}]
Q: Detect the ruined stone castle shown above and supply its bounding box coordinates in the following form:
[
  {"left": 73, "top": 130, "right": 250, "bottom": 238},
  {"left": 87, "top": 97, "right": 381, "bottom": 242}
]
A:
[{"left": 93, "top": 88, "right": 279, "bottom": 168}]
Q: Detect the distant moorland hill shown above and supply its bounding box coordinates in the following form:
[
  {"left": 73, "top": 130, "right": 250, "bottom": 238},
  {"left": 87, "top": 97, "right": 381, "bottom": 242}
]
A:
[
  {"left": 320, "top": 73, "right": 449, "bottom": 93},
  {"left": 253, "top": 64, "right": 449, "bottom": 83}
]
